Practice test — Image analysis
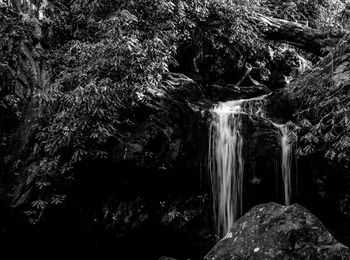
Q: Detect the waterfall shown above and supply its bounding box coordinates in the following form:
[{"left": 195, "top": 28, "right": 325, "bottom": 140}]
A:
[
  {"left": 208, "top": 96, "right": 266, "bottom": 237},
  {"left": 208, "top": 95, "right": 293, "bottom": 237},
  {"left": 273, "top": 124, "right": 292, "bottom": 206}
]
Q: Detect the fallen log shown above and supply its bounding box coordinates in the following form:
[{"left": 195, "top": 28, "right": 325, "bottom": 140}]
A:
[{"left": 251, "top": 13, "right": 346, "bottom": 55}]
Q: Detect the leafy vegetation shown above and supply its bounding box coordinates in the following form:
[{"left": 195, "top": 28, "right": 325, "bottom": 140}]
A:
[
  {"left": 289, "top": 35, "right": 350, "bottom": 168},
  {"left": 0, "top": 0, "right": 276, "bottom": 222},
  {"left": 11, "top": 0, "right": 183, "bottom": 222},
  {"left": 264, "top": 0, "right": 347, "bottom": 30},
  {"left": 1, "top": 0, "right": 350, "bottom": 228},
  {"left": 0, "top": 6, "right": 27, "bottom": 158}
]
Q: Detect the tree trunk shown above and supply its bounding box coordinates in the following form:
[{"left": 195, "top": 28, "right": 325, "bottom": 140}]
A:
[{"left": 252, "top": 13, "right": 346, "bottom": 55}]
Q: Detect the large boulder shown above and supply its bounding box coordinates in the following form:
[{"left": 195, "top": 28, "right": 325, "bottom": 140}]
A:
[{"left": 205, "top": 202, "right": 350, "bottom": 260}]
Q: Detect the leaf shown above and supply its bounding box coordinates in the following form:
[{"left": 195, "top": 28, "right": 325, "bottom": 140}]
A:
[
  {"left": 299, "top": 118, "right": 312, "bottom": 128},
  {"left": 24, "top": 210, "right": 35, "bottom": 216},
  {"left": 32, "top": 200, "right": 48, "bottom": 210},
  {"left": 295, "top": 147, "right": 303, "bottom": 157},
  {"left": 340, "top": 135, "right": 350, "bottom": 149},
  {"left": 303, "top": 144, "right": 316, "bottom": 155},
  {"left": 29, "top": 218, "right": 38, "bottom": 225},
  {"left": 332, "top": 139, "right": 342, "bottom": 150},
  {"left": 344, "top": 115, "right": 350, "bottom": 127},
  {"left": 311, "top": 121, "right": 326, "bottom": 135},
  {"left": 51, "top": 195, "right": 66, "bottom": 205},
  {"left": 301, "top": 132, "right": 319, "bottom": 143},
  {"left": 325, "top": 149, "right": 337, "bottom": 160},
  {"left": 72, "top": 149, "right": 87, "bottom": 162},
  {"left": 338, "top": 152, "right": 348, "bottom": 161},
  {"left": 26, "top": 174, "right": 36, "bottom": 185},
  {"left": 35, "top": 181, "right": 51, "bottom": 190},
  {"left": 324, "top": 131, "right": 336, "bottom": 142},
  {"left": 168, "top": 210, "right": 180, "bottom": 221}
]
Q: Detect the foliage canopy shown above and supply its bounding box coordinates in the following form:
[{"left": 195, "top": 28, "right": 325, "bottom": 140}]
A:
[{"left": 0, "top": 0, "right": 349, "bottom": 222}]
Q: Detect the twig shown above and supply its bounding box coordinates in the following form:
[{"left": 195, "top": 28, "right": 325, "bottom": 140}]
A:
[{"left": 235, "top": 64, "right": 252, "bottom": 88}]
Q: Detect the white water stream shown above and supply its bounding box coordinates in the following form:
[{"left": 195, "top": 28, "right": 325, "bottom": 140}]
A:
[
  {"left": 208, "top": 95, "right": 293, "bottom": 237},
  {"left": 273, "top": 123, "right": 292, "bottom": 206}
]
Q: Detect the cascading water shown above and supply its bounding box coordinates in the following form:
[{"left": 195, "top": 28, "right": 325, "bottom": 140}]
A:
[
  {"left": 208, "top": 95, "right": 294, "bottom": 237},
  {"left": 208, "top": 96, "right": 266, "bottom": 237},
  {"left": 274, "top": 123, "right": 293, "bottom": 206},
  {"left": 208, "top": 101, "right": 244, "bottom": 237}
]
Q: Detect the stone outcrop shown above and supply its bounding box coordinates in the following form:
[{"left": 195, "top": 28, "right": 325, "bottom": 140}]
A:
[{"left": 205, "top": 202, "right": 350, "bottom": 260}]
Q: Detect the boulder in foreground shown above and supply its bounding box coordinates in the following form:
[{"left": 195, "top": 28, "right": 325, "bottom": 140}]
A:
[{"left": 205, "top": 202, "right": 350, "bottom": 260}]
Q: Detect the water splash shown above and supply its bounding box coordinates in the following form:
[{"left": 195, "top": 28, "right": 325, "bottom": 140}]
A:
[{"left": 208, "top": 96, "right": 266, "bottom": 237}]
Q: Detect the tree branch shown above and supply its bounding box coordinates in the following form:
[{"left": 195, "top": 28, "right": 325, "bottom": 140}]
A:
[{"left": 251, "top": 13, "right": 346, "bottom": 55}]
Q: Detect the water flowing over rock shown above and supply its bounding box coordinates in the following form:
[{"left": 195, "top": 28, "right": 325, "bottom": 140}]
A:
[
  {"left": 273, "top": 123, "right": 293, "bottom": 206},
  {"left": 208, "top": 100, "right": 244, "bottom": 237},
  {"left": 208, "top": 95, "right": 295, "bottom": 237},
  {"left": 208, "top": 96, "right": 267, "bottom": 237},
  {"left": 205, "top": 202, "right": 350, "bottom": 260}
]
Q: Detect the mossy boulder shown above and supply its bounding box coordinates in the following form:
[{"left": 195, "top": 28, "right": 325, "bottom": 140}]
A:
[{"left": 205, "top": 202, "right": 350, "bottom": 260}]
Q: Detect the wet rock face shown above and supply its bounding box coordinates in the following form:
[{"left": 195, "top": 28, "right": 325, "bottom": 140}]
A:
[
  {"left": 205, "top": 202, "right": 350, "bottom": 260},
  {"left": 240, "top": 116, "right": 286, "bottom": 209}
]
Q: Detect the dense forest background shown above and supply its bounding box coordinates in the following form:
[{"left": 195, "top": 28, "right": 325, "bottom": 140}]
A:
[{"left": 1, "top": 0, "right": 350, "bottom": 259}]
